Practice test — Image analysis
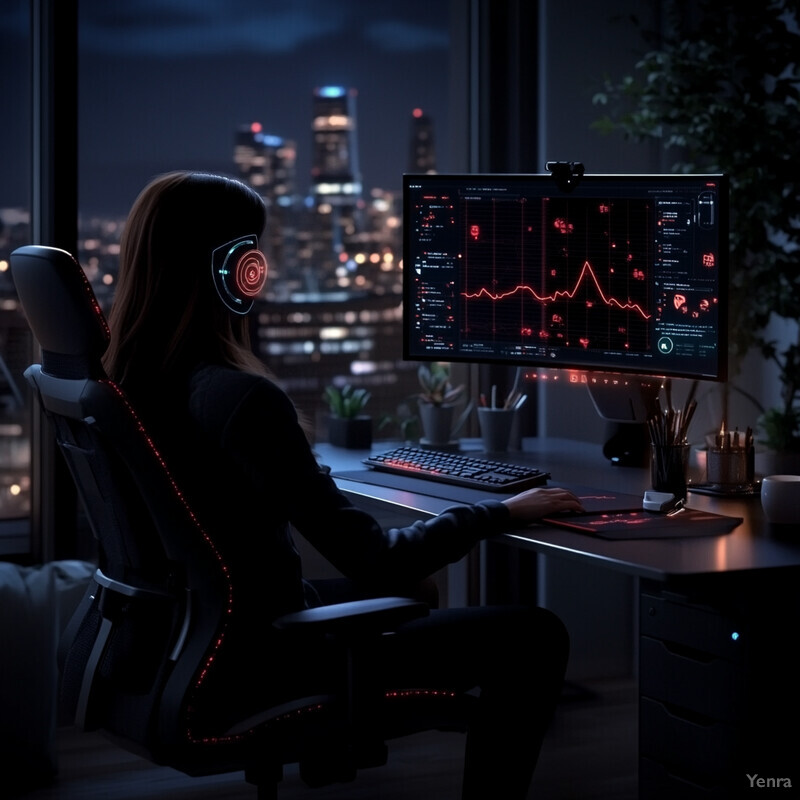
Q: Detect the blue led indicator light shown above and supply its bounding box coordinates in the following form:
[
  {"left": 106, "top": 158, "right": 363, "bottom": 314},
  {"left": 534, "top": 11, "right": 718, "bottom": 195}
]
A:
[{"left": 731, "top": 631, "right": 740, "bottom": 642}]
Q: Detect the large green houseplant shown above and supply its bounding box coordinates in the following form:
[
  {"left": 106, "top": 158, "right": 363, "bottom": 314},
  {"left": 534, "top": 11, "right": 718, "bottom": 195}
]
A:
[{"left": 592, "top": 0, "right": 800, "bottom": 454}]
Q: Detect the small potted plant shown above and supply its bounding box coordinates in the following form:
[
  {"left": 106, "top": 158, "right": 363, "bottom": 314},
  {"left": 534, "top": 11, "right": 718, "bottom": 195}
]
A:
[
  {"left": 416, "top": 363, "right": 468, "bottom": 446},
  {"left": 378, "top": 400, "right": 421, "bottom": 443},
  {"left": 323, "top": 383, "right": 373, "bottom": 449}
]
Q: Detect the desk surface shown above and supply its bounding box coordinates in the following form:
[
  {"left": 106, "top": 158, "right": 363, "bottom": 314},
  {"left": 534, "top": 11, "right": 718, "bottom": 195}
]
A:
[{"left": 319, "top": 437, "right": 800, "bottom": 582}]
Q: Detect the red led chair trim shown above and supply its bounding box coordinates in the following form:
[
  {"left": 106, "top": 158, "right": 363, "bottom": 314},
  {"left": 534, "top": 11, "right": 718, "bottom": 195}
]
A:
[
  {"left": 100, "top": 378, "right": 242, "bottom": 744},
  {"left": 72, "top": 257, "right": 111, "bottom": 340},
  {"left": 385, "top": 688, "right": 458, "bottom": 699}
]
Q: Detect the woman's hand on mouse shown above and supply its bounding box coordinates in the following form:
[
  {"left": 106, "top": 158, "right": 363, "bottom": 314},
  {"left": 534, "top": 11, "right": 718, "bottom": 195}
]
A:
[{"left": 501, "top": 486, "right": 584, "bottom": 521}]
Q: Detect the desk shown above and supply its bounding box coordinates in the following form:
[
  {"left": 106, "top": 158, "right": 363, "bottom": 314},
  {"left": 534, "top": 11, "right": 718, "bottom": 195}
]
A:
[{"left": 320, "top": 437, "right": 800, "bottom": 798}]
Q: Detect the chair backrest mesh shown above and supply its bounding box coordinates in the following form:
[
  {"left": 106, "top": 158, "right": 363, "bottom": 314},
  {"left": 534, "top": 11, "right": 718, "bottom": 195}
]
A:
[{"left": 10, "top": 245, "right": 230, "bottom": 758}]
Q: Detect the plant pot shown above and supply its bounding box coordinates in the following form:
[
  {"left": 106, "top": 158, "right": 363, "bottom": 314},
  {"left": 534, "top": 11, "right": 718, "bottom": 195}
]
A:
[
  {"left": 755, "top": 448, "right": 800, "bottom": 477},
  {"left": 417, "top": 401, "right": 456, "bottom": 447},
  {"left": 328, "top": 415, "right": 372, "bottom": 450}
]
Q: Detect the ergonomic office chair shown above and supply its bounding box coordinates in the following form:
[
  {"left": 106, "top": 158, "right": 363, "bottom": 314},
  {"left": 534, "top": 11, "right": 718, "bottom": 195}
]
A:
[{"left": 10, "top": 244, "right": 473, "bottom": 798}]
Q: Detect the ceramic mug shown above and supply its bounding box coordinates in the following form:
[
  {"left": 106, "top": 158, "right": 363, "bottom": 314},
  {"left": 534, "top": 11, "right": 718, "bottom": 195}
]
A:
[{"left": 761, "top": 474, "right": 800, "bottom": 525}]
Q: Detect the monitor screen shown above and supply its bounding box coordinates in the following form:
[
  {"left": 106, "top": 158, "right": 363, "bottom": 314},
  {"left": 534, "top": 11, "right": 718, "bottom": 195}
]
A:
[{"left": 403, "top": 172, "right": 728, "bottom": 382}]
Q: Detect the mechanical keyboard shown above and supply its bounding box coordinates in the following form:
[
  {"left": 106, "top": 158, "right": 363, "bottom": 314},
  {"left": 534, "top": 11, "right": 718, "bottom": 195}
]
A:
[{"left": 363, "top": 446, "right": 550, "bottom": 493}]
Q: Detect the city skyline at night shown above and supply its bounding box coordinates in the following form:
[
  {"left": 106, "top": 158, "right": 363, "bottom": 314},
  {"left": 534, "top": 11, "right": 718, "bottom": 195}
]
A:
[
  {"left": 0, "top": 1, "right": 451, "bottom": 214},
  {"left": 0, "top": 1, "right": 452, "bottom": 457}
]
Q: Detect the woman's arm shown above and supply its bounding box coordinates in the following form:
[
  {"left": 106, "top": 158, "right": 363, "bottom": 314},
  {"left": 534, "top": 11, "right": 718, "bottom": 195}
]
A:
[{"left": 217, "top": 374, "right": 582, "bottom": 586}]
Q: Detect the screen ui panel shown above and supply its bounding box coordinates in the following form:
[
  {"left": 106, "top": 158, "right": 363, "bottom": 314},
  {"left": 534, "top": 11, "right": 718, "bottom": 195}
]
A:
[{"left": 403, "top": 173, "right": 728, "bottom": 381}]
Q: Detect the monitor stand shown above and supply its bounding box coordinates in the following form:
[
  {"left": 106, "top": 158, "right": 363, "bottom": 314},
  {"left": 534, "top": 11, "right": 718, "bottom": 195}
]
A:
[
  {"left": 602, "top": 422, "right": 650, "bottom": 466},
  {"left": 585, "top": 373, "right": 661, "bottom": 466}
]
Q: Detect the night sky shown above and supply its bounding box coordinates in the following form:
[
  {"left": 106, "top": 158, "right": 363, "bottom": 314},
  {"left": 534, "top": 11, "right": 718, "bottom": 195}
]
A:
[{"left": 1, "top": 0, "right": 451, "bottom": 215}]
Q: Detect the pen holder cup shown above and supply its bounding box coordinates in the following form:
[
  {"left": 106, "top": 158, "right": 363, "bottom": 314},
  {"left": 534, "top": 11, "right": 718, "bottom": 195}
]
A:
[
  {"left": 650, "top": 443, "right": 690, "bottom": 500},
  {"left": 706, "top": 447, "right": 754, "bottom": 487},
  {"left": 478, "top": 407, "right": 515, "bottom": 454}
]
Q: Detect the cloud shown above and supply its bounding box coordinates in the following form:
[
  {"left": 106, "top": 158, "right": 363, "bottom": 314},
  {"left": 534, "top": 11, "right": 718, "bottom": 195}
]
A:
[
  {"left": 80, "top": 0, "right": 343, "bottom": 55},
  {"left": 364, "top": 20, "right": 449, "bottom": 52},
  {"left": 77, "top": 0, "right": 448, "bottom": 57}
]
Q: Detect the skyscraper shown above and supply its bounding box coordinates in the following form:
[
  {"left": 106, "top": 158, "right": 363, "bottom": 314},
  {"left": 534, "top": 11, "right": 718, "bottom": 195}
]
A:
[
  {"left": 307, "top": 86, "right": 364, "bottom": 286},
  {"left": 234, "top": 122, "right": 299, "bottom": 288},
  {"left": 310, "top": 86, "right": 362, "bottom": 202},
  {"left": 408, "top": 108, "right": 436, "bottom": 173}
]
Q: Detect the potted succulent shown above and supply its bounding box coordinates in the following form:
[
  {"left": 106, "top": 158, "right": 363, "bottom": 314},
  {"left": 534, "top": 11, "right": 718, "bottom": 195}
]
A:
[
  {"left": 416, "top": 363, "right": 469, "bottom": 446},
  {"left": 323, "top": 383, "right": 373, "bottom": 449},
  {"left": 378, "top": 400, "right": 422, "bottom": 443},
  {"left": 591, "top": 0, "right": 800, "bottom": 462}
]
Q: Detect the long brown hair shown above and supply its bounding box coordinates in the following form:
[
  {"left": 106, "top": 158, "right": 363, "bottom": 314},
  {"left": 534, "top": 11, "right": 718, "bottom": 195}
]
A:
[{"left": 103, "top": 172, "right": 269, "bottom": 388}]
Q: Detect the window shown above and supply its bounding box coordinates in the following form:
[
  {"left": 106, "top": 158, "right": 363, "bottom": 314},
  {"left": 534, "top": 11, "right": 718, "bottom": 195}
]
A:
[
  {"left": 78, "top": 1, "right": 460, "bottom": 442},
  {"left": 0, "top": 0, "right": 33, "bottom": 542}
]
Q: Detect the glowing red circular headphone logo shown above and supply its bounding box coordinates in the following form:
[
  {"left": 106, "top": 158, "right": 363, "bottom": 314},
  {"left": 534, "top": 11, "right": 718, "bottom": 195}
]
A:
[
  {"left": 211, "top": 235, "right": 268, "bottom": 314},
  {"left": 234, "top": 249, "right": 268, "bottom": 298}
]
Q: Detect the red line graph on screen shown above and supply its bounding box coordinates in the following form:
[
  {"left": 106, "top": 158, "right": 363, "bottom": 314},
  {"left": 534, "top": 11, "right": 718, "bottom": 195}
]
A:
[{"left": 461, "top": 260, "right": 651, "bottom": 320}]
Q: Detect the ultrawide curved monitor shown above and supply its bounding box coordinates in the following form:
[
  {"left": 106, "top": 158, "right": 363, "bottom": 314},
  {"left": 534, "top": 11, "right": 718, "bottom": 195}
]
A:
[{"left": 403, "top": 172, "right": 728, "bottom": 382}]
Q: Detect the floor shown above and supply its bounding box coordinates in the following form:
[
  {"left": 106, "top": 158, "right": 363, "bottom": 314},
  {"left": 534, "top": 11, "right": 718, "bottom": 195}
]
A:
[{"left": 15, "top": 679, "right": 638, "bottom": 799}]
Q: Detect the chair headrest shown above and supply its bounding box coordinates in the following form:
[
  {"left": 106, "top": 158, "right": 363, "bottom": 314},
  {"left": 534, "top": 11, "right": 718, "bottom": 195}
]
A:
[{"left": 10, "top": 245, "right": 110, "bottom": 377}]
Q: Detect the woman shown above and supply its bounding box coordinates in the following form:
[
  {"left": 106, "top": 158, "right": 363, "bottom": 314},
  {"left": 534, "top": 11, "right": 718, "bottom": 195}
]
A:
[{"left": 104, "top": 171, "right": 582, "bottom": 798}]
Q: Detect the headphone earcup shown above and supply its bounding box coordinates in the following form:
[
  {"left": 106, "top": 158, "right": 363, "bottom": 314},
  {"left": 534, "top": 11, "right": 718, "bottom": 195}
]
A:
[{"left": 211, "top": 235, "right": 268, "bottom": 314}]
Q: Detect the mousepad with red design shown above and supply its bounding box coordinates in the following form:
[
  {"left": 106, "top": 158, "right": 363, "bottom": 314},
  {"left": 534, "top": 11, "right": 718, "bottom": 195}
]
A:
[{"left": 541, "top": 508, "right": 742, "bottom": 539}]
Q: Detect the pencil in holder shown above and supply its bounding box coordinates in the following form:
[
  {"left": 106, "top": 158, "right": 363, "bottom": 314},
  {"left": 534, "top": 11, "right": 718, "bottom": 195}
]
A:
[{"left": 646, "top": 383, "right": 695, "bottom": 501}]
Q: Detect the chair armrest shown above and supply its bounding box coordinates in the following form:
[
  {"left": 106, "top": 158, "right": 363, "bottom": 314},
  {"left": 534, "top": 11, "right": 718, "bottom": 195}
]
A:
[
  {"left": 272, "top": 597, "right": 429, "bottom": 636},
  {"left": 94, "top": 568, "right": 172, "bottom": 601}
]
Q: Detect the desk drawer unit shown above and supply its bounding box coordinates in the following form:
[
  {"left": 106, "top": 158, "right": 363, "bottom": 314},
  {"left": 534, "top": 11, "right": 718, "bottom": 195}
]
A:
[
  {"left": 639, "top": 635, "right": 746, "bottom": 723},
  {"left": 640, "top": 696, "right": 741, "bottom": 784},
  {"left": 638, "top": 578, "right": 798, "bottom": 798}
]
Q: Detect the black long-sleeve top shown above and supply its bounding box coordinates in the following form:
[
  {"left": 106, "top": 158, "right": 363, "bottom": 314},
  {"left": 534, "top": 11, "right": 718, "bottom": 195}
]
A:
[{"left": 132, "top": 363, "right": 515, "bottom": 623}]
